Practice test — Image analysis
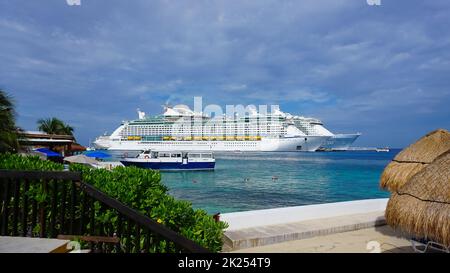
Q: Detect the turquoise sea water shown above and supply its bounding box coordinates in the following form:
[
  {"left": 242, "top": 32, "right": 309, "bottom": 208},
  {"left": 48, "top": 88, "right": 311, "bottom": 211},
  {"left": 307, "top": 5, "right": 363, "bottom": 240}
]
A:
[
  {"left": 157, "top": 150, "right": 399, "bottom": 214},
  {"left": 102, "top": 149, "right": 398, "bottom": 214}
]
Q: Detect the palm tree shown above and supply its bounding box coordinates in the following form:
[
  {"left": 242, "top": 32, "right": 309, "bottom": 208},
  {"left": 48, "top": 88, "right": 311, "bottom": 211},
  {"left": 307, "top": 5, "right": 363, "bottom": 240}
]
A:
[
  {"left": 62, "top": 123, "right": 74, "bottom": 136},
  {"left": 37, "top": 117, "right": 74, "bottom": 136},
  {"left": 0, "top": 90, "right": 19, "bottom": 152}
]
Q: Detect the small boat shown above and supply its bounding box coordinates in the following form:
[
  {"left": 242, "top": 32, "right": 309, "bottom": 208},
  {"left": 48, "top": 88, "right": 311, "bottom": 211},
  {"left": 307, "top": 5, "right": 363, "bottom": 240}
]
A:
[
  {"left": 120, "top": 150, "right": 215, "bottom": 170},
  {"left": 376, "top": 147, "right": 390, "bottom": 152}
]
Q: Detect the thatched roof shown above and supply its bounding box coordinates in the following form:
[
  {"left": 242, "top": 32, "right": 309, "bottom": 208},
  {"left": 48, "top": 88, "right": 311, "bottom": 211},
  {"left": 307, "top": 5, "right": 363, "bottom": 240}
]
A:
[
  {"left": 380, "top": 129, "right": 450, "bottom": 191},
  {"left": 385, "top": 150, "right": 450, "bottom": 246}
]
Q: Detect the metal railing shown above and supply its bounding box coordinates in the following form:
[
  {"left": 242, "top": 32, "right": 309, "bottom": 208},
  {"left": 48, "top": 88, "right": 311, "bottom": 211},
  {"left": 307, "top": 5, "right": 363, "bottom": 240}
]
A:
[{"left": 0, "top": 170, "right": 209, "bottom": 253}]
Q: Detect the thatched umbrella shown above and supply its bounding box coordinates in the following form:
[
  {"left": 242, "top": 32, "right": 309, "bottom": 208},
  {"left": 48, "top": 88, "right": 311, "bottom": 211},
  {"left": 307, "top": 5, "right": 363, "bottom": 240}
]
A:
[
  {"left": 385, "top": 150, "right": 450, "bottom": 246},
  {"left": 380, "top": 129, "right": 450, "bottom": 192}
]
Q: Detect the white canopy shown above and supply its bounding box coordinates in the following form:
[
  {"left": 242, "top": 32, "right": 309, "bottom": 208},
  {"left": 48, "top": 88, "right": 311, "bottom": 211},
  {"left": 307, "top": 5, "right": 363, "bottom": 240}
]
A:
[{"left": 64, "top": 154, "right": 98, "bottom": 165}]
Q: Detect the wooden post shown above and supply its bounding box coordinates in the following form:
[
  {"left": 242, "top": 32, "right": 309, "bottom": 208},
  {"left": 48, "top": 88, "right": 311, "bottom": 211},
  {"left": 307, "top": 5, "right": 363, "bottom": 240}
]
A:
[{"left": 67, "top": 142, "right": 72, "bottom": 156}]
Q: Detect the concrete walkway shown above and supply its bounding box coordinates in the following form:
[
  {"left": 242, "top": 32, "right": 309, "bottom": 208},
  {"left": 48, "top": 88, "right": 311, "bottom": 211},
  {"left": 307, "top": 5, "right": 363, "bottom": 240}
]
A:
[
  {"left": 222, "top": 199, "right": 390, "bottom": 251},
  {"left": 222, "top": 199, "right": 389, "bottom": 231},
  {"left": 0, "top": 236, "right": 70, "bottom": 253},
  {"left": 232, "top": 225, "right": 413, "bottom": 253},
  {"left": 223, "top": 211, "right": 386, "bottom": 251}
]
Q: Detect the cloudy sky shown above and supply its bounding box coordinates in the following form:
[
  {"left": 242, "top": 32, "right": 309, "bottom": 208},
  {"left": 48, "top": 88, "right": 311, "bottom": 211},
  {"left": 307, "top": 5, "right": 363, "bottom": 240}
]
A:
[{"left": 1, "top": 0, "right": 449, "bottom": 147}]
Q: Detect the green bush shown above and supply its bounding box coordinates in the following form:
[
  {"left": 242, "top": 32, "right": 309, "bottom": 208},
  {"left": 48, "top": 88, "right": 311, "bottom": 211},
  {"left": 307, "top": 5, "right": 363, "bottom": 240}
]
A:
[
  {"left": 0, "top": 153, "right": 228, "bottom": 252},
  {"left": 0, "top": 153, "right": 63, "bottom": 171}
]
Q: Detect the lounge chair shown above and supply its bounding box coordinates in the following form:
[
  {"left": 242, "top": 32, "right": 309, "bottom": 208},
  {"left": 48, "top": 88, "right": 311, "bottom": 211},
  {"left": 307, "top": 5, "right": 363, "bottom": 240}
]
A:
[{"left": 411, "top": 237, "right": 450, "bottom": 253}]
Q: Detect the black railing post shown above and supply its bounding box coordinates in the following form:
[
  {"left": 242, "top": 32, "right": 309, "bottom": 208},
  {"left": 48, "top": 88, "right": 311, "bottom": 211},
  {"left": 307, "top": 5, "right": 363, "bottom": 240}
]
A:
[
  {"left": 116, "top": 213, "right": 123, "bottom": 253},
  {"left": 50, "top": 180, "right": 58, "bottom": 237},
  {"left": 69, "top": 181, "right": 76, "bottom": 234},
  {"left": 31, "top": 198, "right": 37, "bottom": 237},
  {"left": 126, "top": 219, "right": 133, "bottom": 253},
  {"left": 12, "top": 180, "right": 20, "bottom": 236},
  {"left": 79, "top": 192, "right": 88, "bottom": 235},
  {"left": 39, "top": 180, "right": 48, "bottom": 238},
  {"left": 135, "top": 224, "right": 141, "bottom": 253},
  {"left": 1, "top": 179, "right": 11, "bottom": 236},
  {"left": 90, "top": 198, "right": 95, "bottom": 238},
  {"left": 21, "top": 180, "right": 30, "bottom": 237},
  {"left": 89, "top": 197, "right": 96, "bottom": 251},
  {"left": 143, "top": 229, "right": 151, "bottom": 253},
  {"left": 59, "top": 182, "right": 67, "bottom": 235},
  {"left": 0, "top": 179, "right": 3, "bottom": 231}
]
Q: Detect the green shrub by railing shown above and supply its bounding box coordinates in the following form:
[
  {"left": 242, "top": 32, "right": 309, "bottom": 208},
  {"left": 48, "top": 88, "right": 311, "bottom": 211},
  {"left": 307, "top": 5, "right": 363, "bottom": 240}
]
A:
[
  {"left": 0, "top": 153, "right": 227, "bottom": 252},
  {"left": 0, "top": 153, "right": 64, "bottom": 171}
]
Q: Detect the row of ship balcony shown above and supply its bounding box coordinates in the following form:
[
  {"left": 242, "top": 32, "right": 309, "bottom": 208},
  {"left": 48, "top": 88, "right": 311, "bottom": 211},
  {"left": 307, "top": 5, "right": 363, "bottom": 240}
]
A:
[{"left": 122, "top": 135, "right": 265, "bottom": 141}]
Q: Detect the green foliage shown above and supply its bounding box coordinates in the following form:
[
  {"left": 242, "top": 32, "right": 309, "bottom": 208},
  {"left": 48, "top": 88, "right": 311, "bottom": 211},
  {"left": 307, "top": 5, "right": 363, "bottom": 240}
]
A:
[
  {"left": 0, "top": 153, "right": 64, "bottom": 171},
  {"left": 37, "top": 117, "right": 74, "bottom": 136},
  {"left": 0, "top": 153, "right": 227, "bottom": 252},
  {"left": 0, "top": 90, "right": 19, "bottom": 153},
  {"left": 180, "top": 210, "right": 228, "bottom": 251}
]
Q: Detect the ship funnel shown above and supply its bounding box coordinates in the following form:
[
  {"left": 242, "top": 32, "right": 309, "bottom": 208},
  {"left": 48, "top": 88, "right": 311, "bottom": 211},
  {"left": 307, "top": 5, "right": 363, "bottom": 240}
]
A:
[{"left": 137, "top": 108, "right": 146, "bottom": 119}]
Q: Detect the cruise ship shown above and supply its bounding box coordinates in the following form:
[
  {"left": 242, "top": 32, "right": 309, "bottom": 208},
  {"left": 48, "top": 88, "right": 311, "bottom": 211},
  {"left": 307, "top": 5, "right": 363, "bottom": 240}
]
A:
[
  {"left": 93, "top": 105, "right": 330, "bottom": 152},
  {"left": 292, "top": 116, "right": 361, "bottom": 150}
]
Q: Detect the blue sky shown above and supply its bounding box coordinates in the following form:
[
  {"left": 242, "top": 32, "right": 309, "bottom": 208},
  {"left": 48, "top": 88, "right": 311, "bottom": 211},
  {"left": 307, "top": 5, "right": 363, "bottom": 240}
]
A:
[{"left": 1, "top": 0, "right": 449, "bottom": 147}]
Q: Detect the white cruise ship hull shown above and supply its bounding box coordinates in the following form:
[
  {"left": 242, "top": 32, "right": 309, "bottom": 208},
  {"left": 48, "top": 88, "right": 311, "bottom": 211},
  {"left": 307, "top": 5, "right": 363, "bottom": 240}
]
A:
[
  {"left": 94, "top": 136, "right": 329, "bottom": 152},
  {"left": 320, "top": 133, "right": 361, "bottom": 150}
]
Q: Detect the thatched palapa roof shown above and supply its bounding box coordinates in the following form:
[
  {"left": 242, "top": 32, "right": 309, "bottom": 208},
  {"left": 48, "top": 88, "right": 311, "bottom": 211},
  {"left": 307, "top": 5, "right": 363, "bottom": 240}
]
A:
[
  {"left": 385, "top": 150, "right": 450, "bottom": 246},
  {"left": 380, "top": 129, "right": 450, "bottom": 191}
]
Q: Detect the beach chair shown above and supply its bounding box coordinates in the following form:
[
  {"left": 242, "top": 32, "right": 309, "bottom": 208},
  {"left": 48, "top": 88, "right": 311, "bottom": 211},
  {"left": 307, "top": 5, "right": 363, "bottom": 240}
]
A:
[{"left": 411, "top": 237, "right": 450, "bottom": 253}]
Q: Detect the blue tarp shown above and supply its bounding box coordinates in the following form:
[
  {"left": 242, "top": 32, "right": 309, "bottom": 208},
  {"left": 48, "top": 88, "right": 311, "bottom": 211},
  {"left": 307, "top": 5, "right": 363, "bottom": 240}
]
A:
[
  {"left": 85, "top": 151, "right": 111, "bottom": 159},
  {"left": 35, "top": 148, "right": 62, "bottom": 157}
]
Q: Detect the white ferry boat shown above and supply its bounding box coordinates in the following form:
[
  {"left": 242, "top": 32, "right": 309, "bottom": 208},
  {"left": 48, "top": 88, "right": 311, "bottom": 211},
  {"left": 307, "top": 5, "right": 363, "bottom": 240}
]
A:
[
  {"left": 93, "top": 105, "right": 330, "bottom": 152},
  {"left": 120, "top": 150, "right": 215, "bottom": 170}
]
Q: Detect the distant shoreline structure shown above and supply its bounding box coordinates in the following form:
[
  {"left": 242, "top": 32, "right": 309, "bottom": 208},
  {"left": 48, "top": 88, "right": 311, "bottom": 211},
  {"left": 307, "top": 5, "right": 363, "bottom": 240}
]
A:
[{"left": 321, "top": 146, "right": 392, "bottom": 152}]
